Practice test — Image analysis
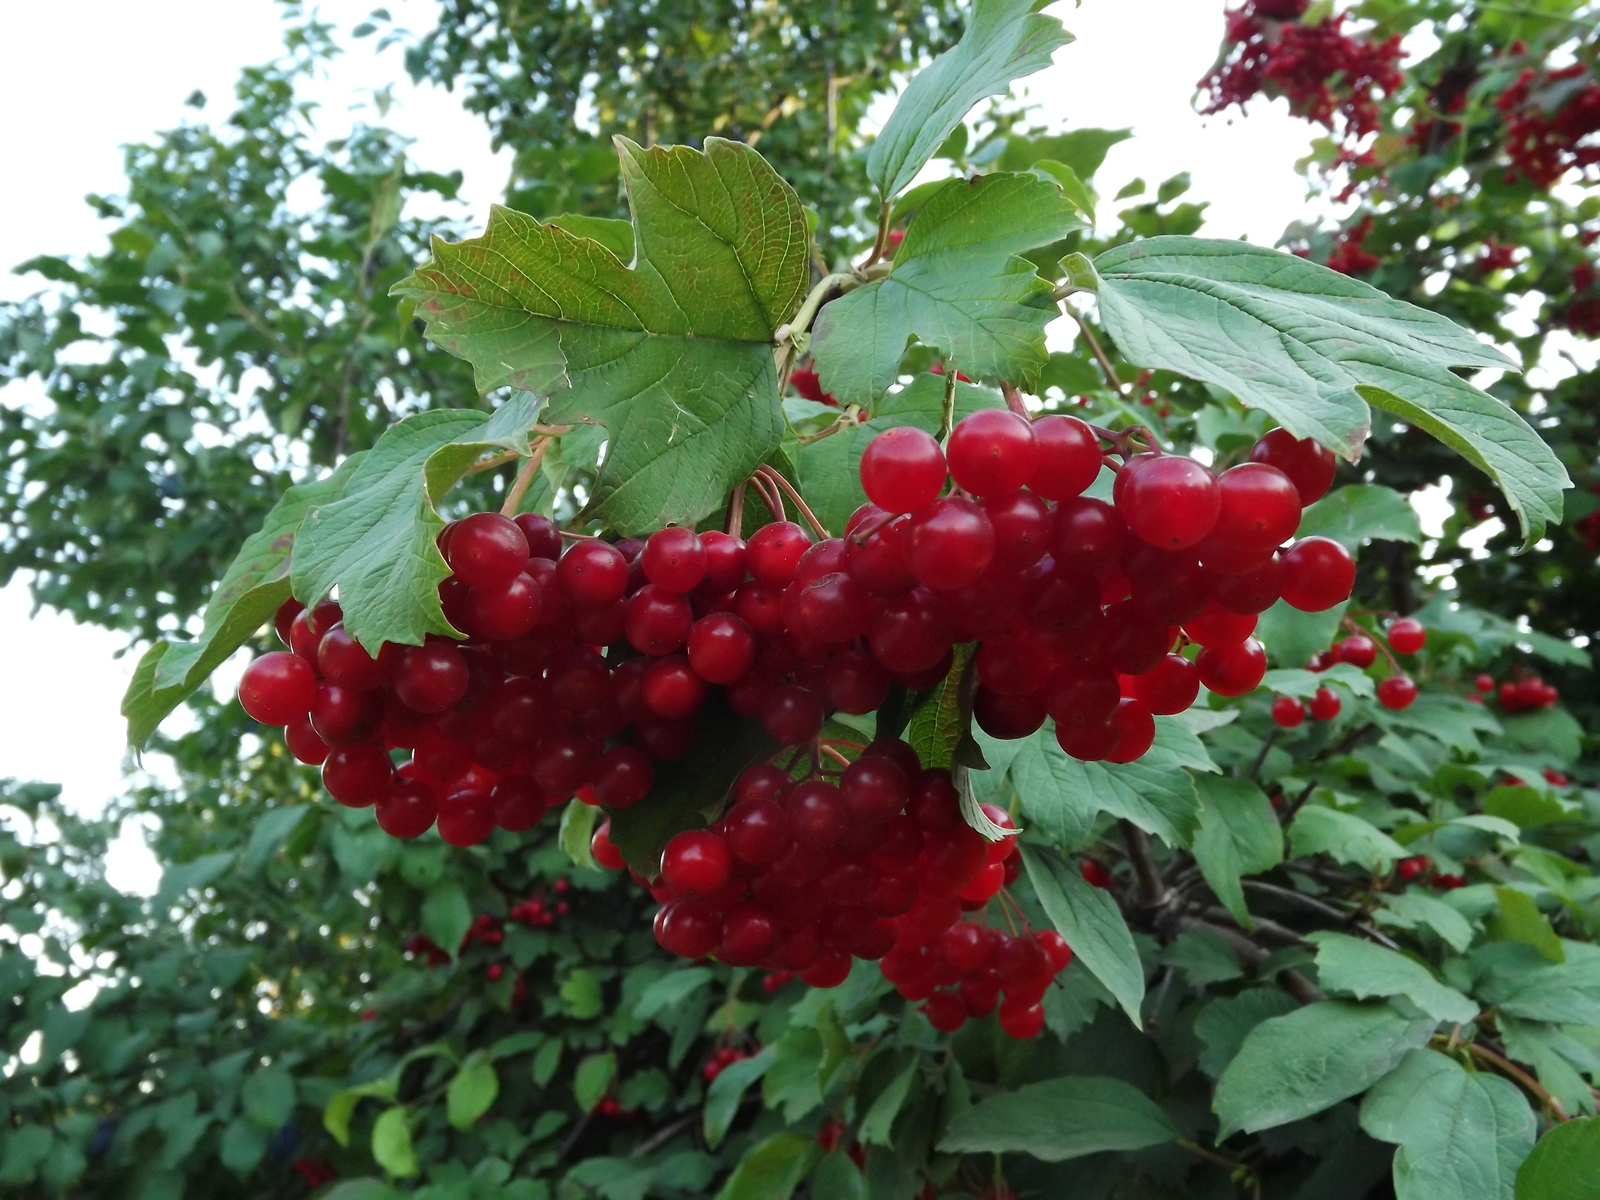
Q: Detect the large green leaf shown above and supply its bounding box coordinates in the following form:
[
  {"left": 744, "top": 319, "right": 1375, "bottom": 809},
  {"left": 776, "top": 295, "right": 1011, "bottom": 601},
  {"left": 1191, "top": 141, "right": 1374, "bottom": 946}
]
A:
[
  {"left": 1298, "top": 484, "right": 1424, "bottom": 549},
  {"left": 1361, "top": 1049, "right": 1535, "bottom": 1200},
  {"left": 446, "top": 1056, "right": 499, "bottom": 1131},
  {"left": 607, "top": 695, "right": 777, "bottom": 877},
  {"left": 241, "top": 1065, "right": 296, "bottom": 1129},
  {"left": 812, "top": 173, "right": 1081, "bottom": 407},
  {"left": 121, "top": 456, "right": 362, "bottom": 747},
  {"left": 1089, "top": 237, "right": 1567, "bottom": 543},
  {"left": 394, "top": 137, "right": 806, "bottom": 534},
  {"left": 1192, "top": 775, "right": 1283, "bottom": 927},
  {"left": 291, "top": 399, "right": 542, "bottom": 652},
  {"left": 1214, "top": 1001, "right": 1436, "bottom": 1137},
  {"left": 1310, "top": 933, "right": 1478, "bottom": 1024},
  {"left": 1006, "top": 717, "right": 1206, "bottom": 849},
  {"left": 867, "top": 0, "right": 1071, "bottom": 198},
  {"left": 791, "top": 374, "right": 1005, "bottom": 537},
  {"left": 1290, "top": 805, "right": 1408, "bottom": 871},
  {"left": 938, "top": 1077, "right": 1176, "bottom": 1162},
  {"left": 715, "top": 1132, "right": 819, "bottom": 1200},
  {"left": 1480, "top": 954, "right": 1600, "bottom": 1025},
  {"left": 1021, "top": 846, "right": 1144, "bottom": 1027},
  {"left": 1517, "top": 1118, "right": 1600, "bottom": 1200},
  {"left": 371, "top": 1108, "right": 417, "bottom": 1178}
]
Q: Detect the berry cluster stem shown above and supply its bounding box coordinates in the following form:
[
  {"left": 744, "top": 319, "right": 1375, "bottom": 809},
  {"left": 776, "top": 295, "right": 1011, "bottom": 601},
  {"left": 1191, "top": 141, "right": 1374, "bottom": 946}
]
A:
[
  {"left": 756, "top": 464, "right": 831, "bottom": 539},
  {"left": 499, "top": 436, "right": 554, "bottom": 517}
]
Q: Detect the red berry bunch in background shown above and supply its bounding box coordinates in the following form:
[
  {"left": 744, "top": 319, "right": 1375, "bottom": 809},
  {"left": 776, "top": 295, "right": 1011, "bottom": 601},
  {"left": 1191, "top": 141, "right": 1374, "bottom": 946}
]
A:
[
  {"left": 701, "top": 1045, "right": 752, "bottom": 1082},
  {"left": 1495, "top": 672, "right": 1560, "bottom": 713},
  {"left": 1198, "top": 4, "right": 1405, "bottom": 150},
  {"left": 1496, "top": 65, "right": 1600, "bottom": 188},
  {"left": 1307, "top": 616, "right": 1428, "bottom": 711}
]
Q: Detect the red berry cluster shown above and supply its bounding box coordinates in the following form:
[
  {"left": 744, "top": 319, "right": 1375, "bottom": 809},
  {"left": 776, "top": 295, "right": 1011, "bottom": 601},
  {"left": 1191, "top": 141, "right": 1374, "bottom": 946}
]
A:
[
  {"left": 701, "top": 1045, "right": 752, "bottom": 1082},
  {"left": 292, "top": 1159, "right": 338, "bottom": 1189},
  {"left": 1307, "top": 618, "right": 1427, "bottom": 712},
  {"left": 1322, "top": 215, "right": 1382, "bottom": 276},
  {"left": 1198, "top": 5, "right": 1404, "bottom": 145},
  {"left": 1496, "top": 65, "right": 1600, "bottom": 188},
  {"left": 1396, "top": 854, "right": 1466, "bottom": 891},
  {"left": 1270, "top": 687, "right": 1341, "bottom": 728},
  {"left": 1493, "top": 673, "right": 1560, "bottom": 713}
]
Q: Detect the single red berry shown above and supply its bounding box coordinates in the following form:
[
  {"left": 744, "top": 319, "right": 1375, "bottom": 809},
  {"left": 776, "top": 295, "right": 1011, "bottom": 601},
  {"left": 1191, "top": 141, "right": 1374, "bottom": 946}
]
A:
[
  {"left": 1249, "top": 428, "right": 1337, "bottom": 506},
  {"left": 1105, "top": 698, "right": 1157, "bottom": 763},
  {"left": 746, "top": 521, "right": 813, "bottom": 586},
  {"left": 1029, "top": 415, "right": 1102, "bottom": 500},
  {"left": 393, "top": 643, "right": 470, "bottom": 713},
  {"left": 1271, "top": 695, "right": 1307, "bottom": 728},
  {"left": 446, "top": 512, "right": 529, "bottom": 589},
  {"left": 513, "top": 512, "right": 562, "bottom": 560},
  {"left": 316, "top": 624, "right": 392, "bottom": 691},
  {"left": 1309, "top": 686, "right": 1342, "bottom": 721},
  {"left": 1279, "top": 537, "right": 1356, "bottom": 612},
  {"left": 1080, "top": 860, "right": 1113, "bottom": 889},
  {"left": 1114, "top": 454, "right": 1221, "bottom": 550},
  {"left": 376, "top": 777, "right": 437, "bottom": 838},
  {"left": 1051, "top": 497, "right": 1129, "bottom": 573},
  {"left": 1037, "top": 930, "right": 1073, "bottom": 973},
  {"left": 239, "top": 651, "right": 318, "bottom": 725},
  {"left": 591, "top": 820, "right": 626, "bottom": 870},
  {"left": 1378, "top": 675, "right": 1418, "bottom": 710},
  {"left": 922, "top": 990, "right": 968, "bottom": 1033},
  {"left": 1128, "top": 654, "right": 1200, "bottom": 716},
  {"left": 285, "top": 717, "right": 330, "bottom": 765},
  {"left": 997, "top": 997, "right": 1045, "bottom": 1039},
  {"left": 641, "top": 655, "right": 708, "bottom": 720},
  {"left": 1197, "top": 462, "right": 1302, "bottom": 574},
  {"left": 1338, "top": 635, "right": 1377, "bottom": 668},
  {"left": 1387, "top": 618, "right": 1426, "bottom": 655},
  {"left": 642, "top": 527, "right": 706, "bottom": 593},
  {"left": 437, "top": 789, "right": 497, "bottom": 846},
  {"left": 905, "top": 496, "right": 995, "bottom": 590},
  {"left": 946, "top": 409, "right": 1039, "bottom": 496},
  {"left": 1182, "top": 602, "right": 1258, "bottom": 648},
  {"left": 1197, "top": 638, "right": 1267, "bottom": 697},
  {"left": 490, "top": 774, "right": 551, "bottom": 831},
  {"left": 558, "top": 540, "right": 629, "bottom": 608},
  {"left": 624, "top": 585, "right": 693, "bottom": 656},
  {"left": 1397, "top": 854, "right": 1431, "bottom": 881},
  {"left": 762, "top": 684, "right": 825, "bottom": 745},
  {"left": 860, "top": 426, "right": 947, "bottom": 513},
  {"left": 661, "top": 830, "right": 732, "bottom": 900}
]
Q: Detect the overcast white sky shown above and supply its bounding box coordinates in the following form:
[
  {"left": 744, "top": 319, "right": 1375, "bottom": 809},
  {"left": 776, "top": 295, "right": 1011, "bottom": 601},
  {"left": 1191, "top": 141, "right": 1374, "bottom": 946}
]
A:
[{"left": 0, "top": 1, "right": 1318, "bottom": 887}]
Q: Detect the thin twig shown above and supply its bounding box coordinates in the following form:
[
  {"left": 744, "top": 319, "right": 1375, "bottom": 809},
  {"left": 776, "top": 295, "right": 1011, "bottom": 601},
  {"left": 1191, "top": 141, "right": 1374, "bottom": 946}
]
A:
[
  {"left": 1462, "top": 1041, "right": 1570, "bottom": 1121},
  {"left": 464, "top": 451, "right": 522, "bottom": 476},
  {"left": 1244, "top": 727, "right": 1280, "bottom": 781},
  {"left": 727, "top": 483, "right": 747, "bottom": 539},
  {"left": 937, "top": 363, "right": 958, "bottom": 441},
  {"left": 1281, "top": 781, "right": 1318, "bottom": 823},
  {"left": 1201, "top": 906, "right": 1315, "bottom": 950},
  {"left": 756, "top": 465, "right": 829, "bottom": 539},
  {"left": 499, "top": 436, "right": 552, "bottom": 517},
  {"left": 630, "top": 1111, "right": 700, "bottom": 1157},
  {"left": 748, "top": 472, "right": 786, "bottom": 523},
  {"left": 1068, "top": 309, "right": 1123, "bottom": 392},
  {"left": 1000, "top": 381, "right": 1030, "bottom": 418},
  {"left": 1119, "top": 820, "right": 1168, "bottom": 909}
]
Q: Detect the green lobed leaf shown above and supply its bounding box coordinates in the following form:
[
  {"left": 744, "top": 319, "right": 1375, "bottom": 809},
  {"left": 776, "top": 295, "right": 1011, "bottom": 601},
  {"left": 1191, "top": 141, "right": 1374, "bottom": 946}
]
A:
[
  {"left": 1481, "top": 953, "right": 1600, "bottom": 1025},
  {"left": 1192, "top": 775, "right": 1283, "bottom": 927},
  {"left": 1309, "top": 933, "right": 1478, "bottom": 1024},
  {"left": 1516, "top": 1117, "right": 1600, "bottom": 1200},
  {"left": 1021, "top": 846, "right": 1144, "bottom": 1027},
  {"left": 1361, "top": 1048, "right": 1536, "bottom": 1200},
  {"left": 906, "top": 645, "right": 973, "bottom": 771},
  {"left": 1290, "top": 805, "right": 1408, "bottom": 871},
  {"left": 1194, "top": 989, "right": 1300, "bottom": 1078},
  {"left": 394, "top": 137, "right": 807, "bottom": 535},
  {"left": 1089, "top": 237, "right": 1567, "bottom": 543},
  {"left": 1484, "top": 786, "right": 1578, "bottom": 831},
  {"left": 607, "top": 694, "right": 776, "bottom": 876},
  {"left": 558, "top": 798, "right": 599, "bottom": 871},
  {"left": 1298, "top": 484, "right": 1424, "bottom": 549},
  {"left": 1262, "top": 662, "right": 1376, "bottom": 700},
  {"left": 866, "top": 0, "right": 1071, "bottom": 198},
  {"left": 561, "top": 969, "right": 604, "bottom": 1020},
  {"left": 714, "top": 1131, "right": 820, "bottom": 1200},
  {"left": 446, "top": 1057, "right": 499, "bottom": 1131},
  {"left": 938, "top": 1076, "right": 1176, "bottom": 1162},
  {"left": 421, "top": 882, "right": 472, "bottom": 962},
  {"left": 1213, "top": 1001, "right": 1437, "bottom": 1138},
  {"left": 790, "top": 374, "right": 1005, "bottom": 536},
  {"left": 241, "top": 1065, "right": 296, "bottom": 1130},
  {"left": 858, "top": 1062, "right": 918, "bottom": 1148},
  {"left": 291, "top": 398, "right": 542, "bottom": 651},
  {"left": 1488, "top": 887, "right": 1566, "bottom": 964},
  {"left": 573, "top": 1052, "right": 617, "bottom": 1112},
  {"left": 1376, "top": 891, "right": 1477, "bottom": 954},
  {"left": 370, "top": 1107, "right": 417, "bottom": 1179},
  {"left": 703, "top": 1049, "right": 775, "bottom": 1151},
  {"left": 324, "top": 1079, "right": 398, "bottom": 1148},
  {"left": 810, "top": 1153, "right": 868, "bottom": 1200},
  {"left": 1258, "top": 598, "right": 1349, "bottom": 668},
  {"left": 121, "top": 456, "right": 362, "bottom": 747},
  {"left": 812, "top": 173, "right": 1081, "bottom": 407}
]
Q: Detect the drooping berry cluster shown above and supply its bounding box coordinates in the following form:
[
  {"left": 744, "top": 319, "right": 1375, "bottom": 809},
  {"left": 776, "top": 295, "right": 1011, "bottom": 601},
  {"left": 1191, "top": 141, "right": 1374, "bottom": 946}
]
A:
[
  {"left": 1491, "top": 672, "right": 1561, "bottom": 713},
  {"left": 1305, "top": 616, "right": 1427, "bottom": 712},
  {"left": 1495, "top": 65, "right": 1600, "bottom": 188},
  {"left": 639, "top": 738, "right": 1066, "bottom": 1039},
  {"left": 1198, "top": 4, "right": 1404, "bottom": 147}
]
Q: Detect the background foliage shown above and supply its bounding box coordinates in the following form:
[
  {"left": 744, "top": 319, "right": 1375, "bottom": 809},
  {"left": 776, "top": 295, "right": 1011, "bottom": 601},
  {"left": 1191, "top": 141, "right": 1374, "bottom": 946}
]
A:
[{"left": 0, "top": 1, "right": 1598, "bottom": 1198}]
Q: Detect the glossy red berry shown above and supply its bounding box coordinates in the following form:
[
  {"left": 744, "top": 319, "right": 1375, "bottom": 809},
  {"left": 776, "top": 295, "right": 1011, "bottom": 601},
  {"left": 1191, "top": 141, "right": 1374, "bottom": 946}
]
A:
[
  {"left": 1182, "top": 601, "right": 1257, "bottom": 648},
  {"left": 285, "top": 717, "right": 330, "bottom": 765},
  {"left": 997, "top": 997, "right": 1045, "bottom": 1039},
  {"left": 624, "top": 585, "right": 693, "bottom": 656},
  {"left": 1338, "top": 635, "right": 1377, "bottom": 668},
  {"left": 437, "top": 789, "right": 497, "bottom": 846},
  {"left": 655, "top": 902, "right": 721, "bottom": 958},
  {"left": 393, "top": 643, "right": 470, "bottom": 713},
  {"left": 1114, "top": 454, "right": 1220, "bottom": 550},
  {"left": 590, "top": 745, "right": 654, "bottom": 809},
  {"left": 1475, "top": 673, "right": 1495, "bottom": 694},
  {"left": 1279, "top": 537, "right": 1356, "bottom": 612},
  {"left": 239, "top": 651, "right": 318, "bottom": 725},
  {"left": 746, "top": 522, "right": 813, "bottom": 586},
  {"left": 1249, "top": 429, "right": 1337, "bottom": 506},
  {"left": 376, "top": 777, "right": 438, "bottom": 839},
  {"left": 905, "top": 497, "right": 995, "bottom": 590},
  {"left": 1128, "top": 654, "right": 1200, "bottom": 715},
  {"left": 466, "top": 574, "right": 543, "bottom": 641},
  {"left": 1271, "top": 695, "right": 1307, "bottom": 728},
  {"left": 1050, "top": 497, "right": 1129, "bottom": 573},
  {"left": 490, "top": 774, "right": 550, "bottom": 831},
  {"left": 1197, "top": 638, "right": 1267, "bottom": 697},
  {"left": 591, "top": 820, "right": 627, "bottom": 870},
  {"left": 1029, "top": 415, "right": 1102, "bottom": 500},
  {"left": 1387, "top": 618, "right": 1426, "bottom": 655},
  {"left": 947, "top": 409, "right": 1039, "bottom": 496},
  {"left": 698, "top": 531, "right": 748, "bottom": 591},
  {"left": 1198, "top": 463, "right": 1302, "bottom": 574},
  {"left": 446, "top": 512, "right": 529, "bottom": 589},
  {"left": 860, "top": 426, "right": 947, "bottom": 513},
  {"left": 661, "top": 830, "right": 732, "bottom": 900},
  {"left": 762, "top": 684, "right": 825, "bottom": 745},
  {"left": 1309, "top": 686, "right": 1342, "bottom": 721},
  {"left": 923, "top": 990, "right": 968, "bottom": 1033},
  {"left": 321, "top": 743, "right": 393, "bottom": 808},
  {"left": 1397, "top": 854, "right": 1431, "bottom": 882},
  {"left": 558, "top": 540, "right": 629, "bottom": 608},
  {"left": 1378, "top": 675, "right": 1418, "bottom": 710},
  {"left": 1105, "top": 699, "right": 1156, "bottom": 763},
  {"left": 512, "top": 512, "right": 562, "bottom": 560},
  {"left": 642, "top": 527, "right": 706, "bottom": 593}
]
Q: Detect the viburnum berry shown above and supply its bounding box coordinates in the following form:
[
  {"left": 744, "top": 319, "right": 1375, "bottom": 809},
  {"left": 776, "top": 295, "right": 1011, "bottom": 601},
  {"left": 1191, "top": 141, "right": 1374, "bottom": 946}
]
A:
[
  {"left": 1197, "top": 638, "right": 1267, "bottom": 697},
  {"left": 513, "top": 512, "right": 562, "bottom": 561},
  {"left": 1279, "top": 536, "right": 1356, "bottom": 612},
  {"left": 239, "top": 651, "right": 319, "bottom": 725},
  {"left": 445, "top": 512, "right": 529, "bottom": 589},
  {"left": 762, "top": 684, "right": 825, "bottom": 744},
  {"left": 1309, "top": 686, "right": 1342, "bottom": 721},
  {"left": 1105, "top": 699, "right": 1157, "bottom": 763},
  {"left": 859, "top": 426, "right": 947, "bottom": 513},
  {"left": 746, "top": 521, "right": 812, "bottom": 585},
  {"left": 1248, "top": 428, "right": 1337, "bottom": 506},
  {"left": 1337, "top": 635, "right": 1377, "bottom": 668},
  {"left": 1377, "top": 675, "right": 1418, "bottom": 710},
  {"left": 661, "top": 830, "right": 732, "bottom": 900},
  {"left": 436, "top": 789, "right": 497, "bottom": 847},
  {"left": 1212, "top": 555, "right": 1283, "bottom": 615},
  {"left": 905, "top": 496, "right": 995, "bottom": 590},
  {"left": 686, "top": 612, "right": 755, "bottom": 684},
  {"left": 1182, "top": 601, "right": 1258, "bottom": 648},
  {"left": 393, "top": 643, "right": 470, "bottom": 713},
  {"left": 1271, "top": 695, "right": 1307, "bottom": 728},
  {"left": 946, "top": 409, "right": 1039, "bottom": 496},
  {"left": 1475, "top": 673, "right": 1495, "bottom": 693},
  {"left": 1198, "top": 462, "right": 1302, "bottom": 574},
  {"left": 642, "top": 526, "right": 706, "bottom": 593},
  {"left": 1387, "top": 617, "right": 1426, "bottom": 655},
  {"left": 1397, "top": 854, "right": 1431, "bottom": 882},
  {"left": 376, "top": 777, "right": 438, "bottom": 838},
  {"left": 997, "top": 996, "right": 1045, "bottom": 1039},
  {"left": 558, "top": 539, "right": 628, "bottom": 608},
  {"left": 1029, "top": 414, "right": 1102, "bottom": 500},
  {"left": 1128, "top": 654, "right": 1201, "bottom": 715},
  {"left": 1114, "top": 454, "right": 1221, "bottom": 550},
  {"left": 624, "top": 585, "right": 693, "bottom": 656}
]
